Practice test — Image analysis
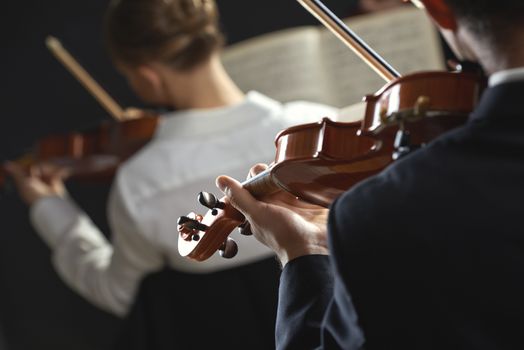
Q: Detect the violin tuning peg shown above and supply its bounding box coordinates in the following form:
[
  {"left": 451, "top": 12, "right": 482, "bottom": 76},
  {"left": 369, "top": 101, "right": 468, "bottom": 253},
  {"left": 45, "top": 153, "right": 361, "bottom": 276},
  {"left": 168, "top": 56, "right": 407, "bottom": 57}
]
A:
[
  {"left": 177, "top": 216, "right": 192, "bottom": 225},
  {"left": 198, "top": 192, "right": 217, "bottom": 208},
  {"left": 238, "top": 221, "right": 252, "bottom": 236},
  {"left": 219, "top": 238, "right": 238, "bottom": 259},
  {"left": 198, "top": 192, "right": 225, "bottom": 213},
  {"left": 177, "top": 216, "right": 209, "bottom": 232}
]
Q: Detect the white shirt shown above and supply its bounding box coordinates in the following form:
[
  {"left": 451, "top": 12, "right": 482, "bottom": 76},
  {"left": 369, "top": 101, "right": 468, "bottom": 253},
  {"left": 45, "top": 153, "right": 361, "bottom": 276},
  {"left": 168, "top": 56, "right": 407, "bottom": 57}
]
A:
[{"left": 30, "top": 91, "right": 338, "bottom": 316}]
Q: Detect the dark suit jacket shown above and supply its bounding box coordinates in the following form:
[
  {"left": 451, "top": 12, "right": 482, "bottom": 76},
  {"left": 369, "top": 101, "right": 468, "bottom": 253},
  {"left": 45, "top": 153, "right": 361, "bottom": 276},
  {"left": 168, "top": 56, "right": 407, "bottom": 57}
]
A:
[{"left": 277, "top": 80, "right": 524, "bottom": 349}]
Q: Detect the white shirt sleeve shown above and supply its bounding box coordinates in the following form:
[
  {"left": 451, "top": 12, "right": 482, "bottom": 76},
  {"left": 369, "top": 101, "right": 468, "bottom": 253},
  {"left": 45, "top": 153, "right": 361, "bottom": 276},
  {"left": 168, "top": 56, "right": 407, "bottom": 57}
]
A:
[{"left": 29, "top": 190, "right": 164, "bottom": 317}]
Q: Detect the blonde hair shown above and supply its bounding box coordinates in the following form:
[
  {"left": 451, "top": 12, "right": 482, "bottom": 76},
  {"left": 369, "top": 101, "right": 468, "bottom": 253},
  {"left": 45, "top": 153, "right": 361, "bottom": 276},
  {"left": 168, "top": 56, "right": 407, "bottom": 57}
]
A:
[{"left": 105, "top": 0, "right": 224, "bottom": 70}]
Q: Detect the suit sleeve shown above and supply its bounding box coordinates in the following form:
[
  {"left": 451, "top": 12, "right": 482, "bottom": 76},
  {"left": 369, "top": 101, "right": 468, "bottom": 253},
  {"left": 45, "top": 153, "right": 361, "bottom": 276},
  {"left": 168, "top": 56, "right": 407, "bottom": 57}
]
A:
[
  {"left": 276, "top": 256, "right": 365, "bottom": 350},
  {"left": 276, "top": 255, "right": 334, "bottom": 350},
  {"left": 276, "top": 172, "right": 410, "bottom": 350}
]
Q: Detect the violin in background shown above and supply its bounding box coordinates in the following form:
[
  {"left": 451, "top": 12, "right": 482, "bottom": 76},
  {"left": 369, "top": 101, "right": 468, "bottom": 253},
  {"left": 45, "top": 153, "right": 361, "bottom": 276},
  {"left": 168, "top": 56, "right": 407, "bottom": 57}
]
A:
[
  {"left": 0, "top": 117, "right": 159, "bottom": 188},
  {"left": 0, "top": 37, "right": 159, "bottom": 188},
  {"left": 177, "top": 0, "right": 485, "bottom": 261}
]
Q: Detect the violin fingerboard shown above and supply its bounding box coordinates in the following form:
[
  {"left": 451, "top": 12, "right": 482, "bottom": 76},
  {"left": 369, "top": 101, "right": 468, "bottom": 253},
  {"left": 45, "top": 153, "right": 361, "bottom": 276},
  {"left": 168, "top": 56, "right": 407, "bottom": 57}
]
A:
[{"left": 243, "top": 170, "right": 280, "bottom": 198}]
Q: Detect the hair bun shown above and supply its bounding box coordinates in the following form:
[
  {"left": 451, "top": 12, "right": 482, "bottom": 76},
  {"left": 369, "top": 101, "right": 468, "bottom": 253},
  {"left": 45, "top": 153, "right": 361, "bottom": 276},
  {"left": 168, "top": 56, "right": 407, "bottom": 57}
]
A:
[
  {"left": 105, "top": 0, "right": 224, "bottom": 70},
  {"left": 163, "top": 0, "right": 218, "bottom": 35}
]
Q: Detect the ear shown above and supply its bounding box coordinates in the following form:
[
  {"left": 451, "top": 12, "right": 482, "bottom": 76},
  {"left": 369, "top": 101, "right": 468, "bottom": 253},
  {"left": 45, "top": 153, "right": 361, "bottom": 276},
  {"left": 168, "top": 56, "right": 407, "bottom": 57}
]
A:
[
  {"left": 421, "top": 0, "right": 458, "bottom": 31},
  {"left": 136, "top": 65, "right": 164, "bottom": 94}
]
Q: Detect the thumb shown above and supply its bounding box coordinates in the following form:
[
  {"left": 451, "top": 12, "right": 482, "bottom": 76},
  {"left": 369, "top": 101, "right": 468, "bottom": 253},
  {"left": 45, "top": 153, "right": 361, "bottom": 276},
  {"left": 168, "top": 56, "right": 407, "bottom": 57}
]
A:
[{"left": 216, "top": 175, "right": 260, "bottom": 218}]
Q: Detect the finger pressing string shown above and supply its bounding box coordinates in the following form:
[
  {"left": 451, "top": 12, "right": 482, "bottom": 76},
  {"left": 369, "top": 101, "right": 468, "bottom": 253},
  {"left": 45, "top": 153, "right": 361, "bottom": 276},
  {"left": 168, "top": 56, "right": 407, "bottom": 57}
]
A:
[{"left": 249, "top": 163, "right": 268, "bottom": 178}]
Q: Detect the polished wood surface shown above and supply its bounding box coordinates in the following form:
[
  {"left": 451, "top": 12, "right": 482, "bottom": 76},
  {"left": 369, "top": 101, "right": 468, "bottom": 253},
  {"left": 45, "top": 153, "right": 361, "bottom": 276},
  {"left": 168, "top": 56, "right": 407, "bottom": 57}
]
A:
[
  {"left": 362, "top": 71, "right": 483, "bottom": 134},
  {"left": 0, "top": 116, "right": 159, "bottom": 187}
]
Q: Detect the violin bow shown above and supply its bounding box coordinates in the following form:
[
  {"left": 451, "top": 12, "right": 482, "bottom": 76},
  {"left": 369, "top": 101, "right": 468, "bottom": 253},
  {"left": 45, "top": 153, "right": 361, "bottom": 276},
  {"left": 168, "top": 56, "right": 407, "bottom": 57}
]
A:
[
  {"left": 297, "top": 0, "right": 402, "bottom": 82},
  {"left": 45, "top": 36, "right": 126, "bottom": 121}
]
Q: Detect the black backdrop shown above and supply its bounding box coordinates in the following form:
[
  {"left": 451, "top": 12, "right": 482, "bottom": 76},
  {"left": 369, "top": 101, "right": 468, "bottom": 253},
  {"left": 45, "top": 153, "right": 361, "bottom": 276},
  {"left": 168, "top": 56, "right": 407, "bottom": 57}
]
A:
[{"left": 0, "top": 0, "right": 355, "bottom": 349}]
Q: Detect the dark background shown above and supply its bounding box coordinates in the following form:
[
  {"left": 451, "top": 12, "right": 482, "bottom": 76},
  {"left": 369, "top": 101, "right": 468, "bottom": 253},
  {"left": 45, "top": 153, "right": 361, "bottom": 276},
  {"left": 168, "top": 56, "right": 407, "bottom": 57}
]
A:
[{"left": 0, "top": 0, "right": 356, "bottom": 349}]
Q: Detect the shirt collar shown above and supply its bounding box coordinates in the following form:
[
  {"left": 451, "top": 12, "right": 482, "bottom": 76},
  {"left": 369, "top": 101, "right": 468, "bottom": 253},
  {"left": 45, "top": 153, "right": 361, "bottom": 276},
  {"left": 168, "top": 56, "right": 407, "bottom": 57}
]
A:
[
  {"left": 154, "top": 91, "right": 282, "bottom": 140},
  {"left": 488, "top": 66, "right": 524, "bottom": 87}
]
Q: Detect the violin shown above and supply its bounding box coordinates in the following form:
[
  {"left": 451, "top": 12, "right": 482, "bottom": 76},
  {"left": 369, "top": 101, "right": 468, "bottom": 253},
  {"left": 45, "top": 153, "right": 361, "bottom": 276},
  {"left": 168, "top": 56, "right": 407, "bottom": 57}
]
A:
[
  {"left": 0, "top": 116, "right": 159, "bottom": 188},
  {"left": 177, "top": 0, "right": 485, "bottom": 261},
  {"left": 1, "top": 37, "right": 160, "bottom": 188},
  {"left": 177, "top": 71, "right": 483, "bottom": 261}
]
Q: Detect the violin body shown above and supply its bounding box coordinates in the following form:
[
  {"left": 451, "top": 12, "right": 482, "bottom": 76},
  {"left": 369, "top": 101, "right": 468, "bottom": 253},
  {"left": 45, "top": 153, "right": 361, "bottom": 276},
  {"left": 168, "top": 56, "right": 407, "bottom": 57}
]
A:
[
  {"left": 270, "top": 118, "right": 388, "bottom": 207},
  {"left": 272, "top": 70, "right": 483, "bottom": 207},
  {"left": 362, "top": 71, "right": 482, "bottom": 134},
  {"left": 0, "top": 116, "right": 159, "bottom": 187},
  {"left": 177, "top": 70, "right": 485, "bottom": 261}
]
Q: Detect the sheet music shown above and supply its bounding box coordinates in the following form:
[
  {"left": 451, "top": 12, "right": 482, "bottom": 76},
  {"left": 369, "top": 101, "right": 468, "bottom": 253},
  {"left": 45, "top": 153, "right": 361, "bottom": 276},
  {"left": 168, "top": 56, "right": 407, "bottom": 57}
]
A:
[
  {"left": 320, "top": 6, "right": 444, "bottom": 105},
  {"left": 222, "top": 27, "right": 330, "bottom": 104},
  {"left": 222, "top": 6, "right": 444, "bottom": 108}
]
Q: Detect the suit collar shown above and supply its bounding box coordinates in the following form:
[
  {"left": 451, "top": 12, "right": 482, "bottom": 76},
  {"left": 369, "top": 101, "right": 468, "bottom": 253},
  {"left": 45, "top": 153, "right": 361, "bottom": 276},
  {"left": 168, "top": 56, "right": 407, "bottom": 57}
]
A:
[{"left": 469, "top": 81, "right": 524, "bottom": 122}]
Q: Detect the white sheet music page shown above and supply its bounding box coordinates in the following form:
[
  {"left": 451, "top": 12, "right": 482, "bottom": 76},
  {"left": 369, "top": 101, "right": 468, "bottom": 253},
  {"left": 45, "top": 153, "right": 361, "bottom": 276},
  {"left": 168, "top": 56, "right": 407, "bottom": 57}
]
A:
[{"left": 222, "top": 6, "right": 444, "bottom": 108}]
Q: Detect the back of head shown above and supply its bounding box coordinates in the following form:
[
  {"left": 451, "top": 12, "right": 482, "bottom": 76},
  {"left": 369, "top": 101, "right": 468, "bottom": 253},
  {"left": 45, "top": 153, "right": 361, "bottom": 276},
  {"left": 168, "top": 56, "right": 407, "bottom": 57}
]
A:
[
  {"left": 443, "top": 0, "right": 524, "bottom": 45},
  {"left": 105, "top": 0, "right": 224, "bottom": 71}
]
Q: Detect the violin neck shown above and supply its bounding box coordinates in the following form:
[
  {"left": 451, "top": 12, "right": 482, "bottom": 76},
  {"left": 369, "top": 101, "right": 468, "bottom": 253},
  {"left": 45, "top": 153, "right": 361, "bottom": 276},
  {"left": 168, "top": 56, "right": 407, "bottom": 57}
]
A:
[{"left": 241, "top": 168, "right": 281, "bottom": 198}]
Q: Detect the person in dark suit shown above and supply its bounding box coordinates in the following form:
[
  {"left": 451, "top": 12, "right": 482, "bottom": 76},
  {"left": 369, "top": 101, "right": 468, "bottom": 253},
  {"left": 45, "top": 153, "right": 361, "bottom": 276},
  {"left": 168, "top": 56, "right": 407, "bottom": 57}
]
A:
[{"left": 215, "top": 0, "right": 524, "bottom": 348}]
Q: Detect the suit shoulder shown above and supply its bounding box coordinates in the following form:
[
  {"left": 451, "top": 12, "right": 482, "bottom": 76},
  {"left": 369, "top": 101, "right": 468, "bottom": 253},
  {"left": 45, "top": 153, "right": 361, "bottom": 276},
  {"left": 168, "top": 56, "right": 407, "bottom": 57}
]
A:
[{"left": 329, "top": 125, "right": 472, "bottom": 252}]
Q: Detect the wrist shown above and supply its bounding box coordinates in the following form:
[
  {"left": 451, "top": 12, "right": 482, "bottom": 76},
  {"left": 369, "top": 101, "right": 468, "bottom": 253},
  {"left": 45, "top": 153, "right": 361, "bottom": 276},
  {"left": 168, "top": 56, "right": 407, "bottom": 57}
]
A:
[
  {"left": 28, "top": 193, "right": 62, "bottom": 206},
  {"left": 29, "top": 193, "right": 64, "bottom": 208},
  {"left": 277, "top": 244, "right": 329, "bottom": 267}
]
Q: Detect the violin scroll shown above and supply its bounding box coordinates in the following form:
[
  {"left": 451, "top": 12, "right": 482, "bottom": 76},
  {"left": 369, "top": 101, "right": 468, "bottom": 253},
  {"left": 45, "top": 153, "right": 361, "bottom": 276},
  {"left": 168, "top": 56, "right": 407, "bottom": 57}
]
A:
[{"left": 178, "top": 192, "right": 245, "bottom": 261}]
